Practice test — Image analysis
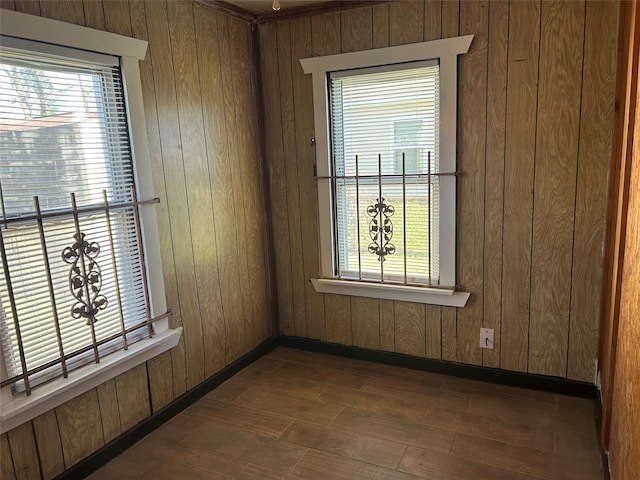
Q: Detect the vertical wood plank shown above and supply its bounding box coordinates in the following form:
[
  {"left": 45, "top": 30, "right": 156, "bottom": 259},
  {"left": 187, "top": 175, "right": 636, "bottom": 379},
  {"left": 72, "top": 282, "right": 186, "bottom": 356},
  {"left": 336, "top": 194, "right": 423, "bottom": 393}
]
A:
[
  {"left": 96, "top": 379, "right": 121, "bottom": 443},
  {"left": 193, "top": 5, "right": 245, "bottom": 367},
  {"left": 456, "top": 0, "right": 488, "bottom": 366},
  {"left": 258, "top": 21, "right": 294, "bottom": 336},
  {"left": 441, "top": 0, "right": 459, "bottom": 38},
  {"left": 218, "top": 12, "right": 254, "bottom": 359},
  {"left": 312, "top": 11, "right": 340, "bottom": 56},
  {"left": 441, "top": 306, "right": 456, "bottom": 361},
  {"left": 168, "top": 0, "right": 221, "bottom": 381},
  {"left": 277, "top": 19, "right": 307, "bottom": 338},
  {"left": 14, "top": 0, "right": 39, "bottom": 15},
  {"left": 529, "top": 0, "right": 585, "bottom": 377},
  {"left": 568, "top": 0, "right": 618, "bottom": 382},
  {"left": 440, "top": 0, "right": 458, "bottom": 361},
  {"left": 325, "top": 294, "right": 352, "bottom": 345},
  {"left": 130, "top": 0, "right": 185, "bottom": 398},
  {"left": 56, "top": 390, "right": 104, "bottom": 469},
  {"left": 6, "top": 422, "right": 40, "bottom": 480},
  {"left": 103, "top": 0, "right": 131, "bottom": 36},
  {"left": 1, "top": 434, "right": 16, "bottom": 480},
  {"left": 114, "top": 364, "right": 151, "bottom": 432},
  {"left": 372, "top": 4, "right": 389, "bottom": 48},
  {"left": 0, "top": 0, "right": 15, "bottom": 10},
  {"left": 394, "top": 301, "right": 426, "bottom": 357},
  {"left": 352, "top": 297, "right": 380, "bottom": 350},
  {"left": 82, "top": 0, "right": 103, "bottom": 29},
  {"left": 482, "top": 0, "right": 509, "bottom": 369},
  {"left": 145, "top": 0, "right": 204, "bottom": 387},
  {"left": 32, "top": 411, "right": 64, "bottom": 479},
  {"left": 229, "top": 16, "right": 271, "bottom": 348},
  {"left": 425, "top": 304, "right": 441, "bottom": 359},
  {"left": 341, "top": 7, "right": 372, "bottom": 53},
  {"left": 146, "top": 351, "right": 174, "bottom": 412},
  {"left": 501, "top": 0, "right": 541, "bottom": 372},
  {"left": 389, "top": 0, "right": 423, "bottom": 45},
  {"left": 424, "top": 0, "right": 441, "bottom": 41},
  {"left": 293, "top": 16, "right": 325, "bottom": 340},
  {"left": 379, "top": 299, "right": 395, "bottom": 351},
  {"left": 38, "top": 0, "right": 84, "bottom": 24}
]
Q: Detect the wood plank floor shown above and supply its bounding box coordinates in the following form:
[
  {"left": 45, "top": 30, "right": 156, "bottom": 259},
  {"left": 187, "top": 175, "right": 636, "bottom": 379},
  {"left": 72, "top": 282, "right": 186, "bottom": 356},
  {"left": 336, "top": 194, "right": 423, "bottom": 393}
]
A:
[{"left": 88, "top": 347, "right": 602, "bottom": 480}]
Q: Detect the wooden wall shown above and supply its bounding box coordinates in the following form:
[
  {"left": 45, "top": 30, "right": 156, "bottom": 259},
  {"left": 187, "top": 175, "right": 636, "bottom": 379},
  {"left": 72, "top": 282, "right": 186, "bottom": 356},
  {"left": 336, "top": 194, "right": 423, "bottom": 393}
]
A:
[
  {"left": 259, "top": 0, "right": 618, "bottom": 382},
  {"left": 0, "top": 1, "right": 272, "bottom": 478}
]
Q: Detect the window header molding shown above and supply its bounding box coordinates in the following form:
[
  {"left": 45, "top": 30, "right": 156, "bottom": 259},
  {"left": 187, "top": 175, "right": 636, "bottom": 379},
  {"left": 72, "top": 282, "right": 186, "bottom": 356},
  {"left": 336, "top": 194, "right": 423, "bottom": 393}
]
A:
[{"left": 0, "top": 8, "right": 148, "bottom": 60}]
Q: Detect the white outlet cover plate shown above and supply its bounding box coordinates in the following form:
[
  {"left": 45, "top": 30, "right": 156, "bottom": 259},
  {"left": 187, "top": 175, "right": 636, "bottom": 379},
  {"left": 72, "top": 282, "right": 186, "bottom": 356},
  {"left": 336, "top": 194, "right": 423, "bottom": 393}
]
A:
[{"left": 480, "top": 328, "right": 494, "bottom": 349}]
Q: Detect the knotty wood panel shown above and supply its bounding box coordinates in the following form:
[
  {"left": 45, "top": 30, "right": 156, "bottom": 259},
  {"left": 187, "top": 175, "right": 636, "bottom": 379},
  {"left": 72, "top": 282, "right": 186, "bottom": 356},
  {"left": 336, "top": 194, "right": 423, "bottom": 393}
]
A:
[
  {"left": 32, "top": 411, "right": 64, "bottom": 479},
  {"left": 482, "top": 0, "right": 509, "bottom": 369},
  {"left": 568, "top": 0, "right": 618, "bottom": 382},
  {"left": 389, "top": 1, "right": 423, "bottom": 45},
  {"left": 501, "top": 0, "right": 541, "bottom": 372},
  {"left": 529, "top": 1, "right": 585, "bottom": 377},
  {"left": 2, "top": 1, "right": 274, "bottom": 476},
  {"left": 456, "top": 0, "right": 488, "bottom": 366},
  {"left": 341, "top": 7, "right": 372, "bottom": 53}
]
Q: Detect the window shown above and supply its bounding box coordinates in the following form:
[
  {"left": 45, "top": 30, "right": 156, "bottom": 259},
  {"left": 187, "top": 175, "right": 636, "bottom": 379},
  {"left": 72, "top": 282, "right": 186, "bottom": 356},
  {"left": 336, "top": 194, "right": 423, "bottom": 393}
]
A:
[
  {"left": 301, "top": 37, "right": 473, "bottom": 307},
  {"left": 0, "top": 10, "right": 180, "bottom": 433}
]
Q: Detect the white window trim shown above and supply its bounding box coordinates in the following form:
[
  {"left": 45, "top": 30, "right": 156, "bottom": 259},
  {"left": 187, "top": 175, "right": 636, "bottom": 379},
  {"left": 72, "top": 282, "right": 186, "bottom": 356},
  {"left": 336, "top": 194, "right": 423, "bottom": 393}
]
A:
[
  {"left": 0, "top": 9, "right": 181, "bottom": 433},
  {"left": 301, "top": 36, "right": 472, "bottom": 307}
]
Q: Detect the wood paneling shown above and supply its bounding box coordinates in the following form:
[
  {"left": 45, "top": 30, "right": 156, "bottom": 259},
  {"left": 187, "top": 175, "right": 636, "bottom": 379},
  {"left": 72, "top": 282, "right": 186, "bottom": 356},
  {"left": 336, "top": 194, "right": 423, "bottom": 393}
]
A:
[
  {"left": 501, "top": 0, "right": 541, "bottom": 373},
  {"left": 529, "top": 0, "right": 585, "bottom": 377},
  {"left": 2, "top": 1, "right": 274, "bottom": 476},
  {"left": 259, "top": 0, "right": 617, "bottom": 380}
]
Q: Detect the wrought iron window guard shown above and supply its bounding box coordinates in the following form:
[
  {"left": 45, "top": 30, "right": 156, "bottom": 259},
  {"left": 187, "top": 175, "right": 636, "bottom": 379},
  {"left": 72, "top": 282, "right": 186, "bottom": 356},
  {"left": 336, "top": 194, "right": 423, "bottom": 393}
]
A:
[{"left": 0, "top": 187, "right": 169, "bottom": 395}]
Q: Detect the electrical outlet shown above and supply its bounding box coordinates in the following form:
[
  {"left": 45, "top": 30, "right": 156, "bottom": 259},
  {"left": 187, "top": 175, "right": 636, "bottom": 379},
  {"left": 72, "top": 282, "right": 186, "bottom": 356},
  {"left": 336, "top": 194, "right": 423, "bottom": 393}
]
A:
[{"left": 480, "top": 328, "right": 494, "bottom": 349}]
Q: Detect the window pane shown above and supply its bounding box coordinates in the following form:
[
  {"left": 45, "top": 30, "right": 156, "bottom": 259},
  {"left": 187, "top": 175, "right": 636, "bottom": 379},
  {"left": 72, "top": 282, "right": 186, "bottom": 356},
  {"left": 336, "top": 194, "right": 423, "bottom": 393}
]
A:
[{"left": 330, "top": 63, "right": 440, "bottom": 284}]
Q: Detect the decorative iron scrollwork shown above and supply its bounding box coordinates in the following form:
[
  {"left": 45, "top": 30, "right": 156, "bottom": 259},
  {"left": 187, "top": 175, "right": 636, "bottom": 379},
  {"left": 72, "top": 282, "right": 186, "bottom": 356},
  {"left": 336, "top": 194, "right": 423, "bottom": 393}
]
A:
[
  {"left": 367, "top": 197, "right": 396, "bottom": 262},
  {"left": 62, "top": 233, "right": 107, "bottom": 325}
]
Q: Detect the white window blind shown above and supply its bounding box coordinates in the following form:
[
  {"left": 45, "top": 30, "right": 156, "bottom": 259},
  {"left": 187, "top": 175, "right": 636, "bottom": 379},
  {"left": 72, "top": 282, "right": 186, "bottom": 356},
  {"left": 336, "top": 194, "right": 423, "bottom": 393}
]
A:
[
  {"left": 0, "top": 44, "right": 150, "bottom": 392},
  {"left": 329, "top": 61, "right": 441, "bottom": 285}
]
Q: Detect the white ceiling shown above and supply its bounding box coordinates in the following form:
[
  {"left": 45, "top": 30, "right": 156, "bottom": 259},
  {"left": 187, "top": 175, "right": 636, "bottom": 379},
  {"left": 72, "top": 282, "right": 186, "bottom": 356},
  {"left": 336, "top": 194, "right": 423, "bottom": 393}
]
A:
[{"left": 222, "top": 0, "right": 334, "bottom": 14}]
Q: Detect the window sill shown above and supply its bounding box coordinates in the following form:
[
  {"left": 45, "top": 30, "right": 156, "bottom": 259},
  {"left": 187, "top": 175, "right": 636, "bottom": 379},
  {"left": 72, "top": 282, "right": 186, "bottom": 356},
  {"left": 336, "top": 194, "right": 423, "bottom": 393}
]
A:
[
  {"left": 311, "top": 278, "right": 470, "bottom": 307},
  {"left": 0, "top": 327, "right": 182, "bottom": 434}
]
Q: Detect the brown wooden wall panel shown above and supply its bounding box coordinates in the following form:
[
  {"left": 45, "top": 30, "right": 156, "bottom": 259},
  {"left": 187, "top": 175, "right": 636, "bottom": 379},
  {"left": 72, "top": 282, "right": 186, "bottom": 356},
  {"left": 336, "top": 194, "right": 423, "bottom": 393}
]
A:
[
  {"left": 568, "top": 0, "right": 618, "bottom": 382},
  {"left": 482, "top": 0, "right": 508, "bottom": 369},
  {"left": 6, "top": 422, "right": 40, "bottom": 480},
  {"left": 394, "top": 301, "right": 426, "bottom": 357},
  {"left": 325, "top": 294, "right": 353, "bottom": 345},
  {"left": 276, "top": 19, "right": 307, "bottom": 338},
  {"left": 1, "top": 433, "right": 16, "bottom": 480},
  {"left": 55, "top": 390, "right": 104, "bottom": 469},
  {"left": 500, "top": 0, "right": 540, "bottom": 373},
  {"left": 351, "top": 297, "right": 379, "bottom": 350},
  {"left": 259, "top": 21, "right": 295, "bottom": 336},
  {"left": 292, "top": 16, "right": 326, "bottom": 340},
  {"left": 32, "top": 411, "right": 64, "bottom": 479},
  {"left": 456, "top": 0, "right": 488, "bottom": 366},
  {"left": 96, "top": 379, "right": 121, "bottom": 443},
  {"left": 259, "top": 0, "right": 617, "bottom": 382},
  {"left": 1, "top": 1, "right": 274, "bottom": 475},
  {"left": 529, "top": 0, "right": 585, "bottom": 377},
  {"left": 608, "top": 22, "right": 640, "bottom": 475}
]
